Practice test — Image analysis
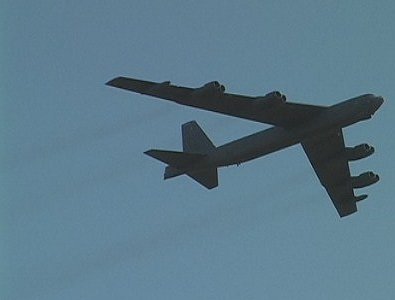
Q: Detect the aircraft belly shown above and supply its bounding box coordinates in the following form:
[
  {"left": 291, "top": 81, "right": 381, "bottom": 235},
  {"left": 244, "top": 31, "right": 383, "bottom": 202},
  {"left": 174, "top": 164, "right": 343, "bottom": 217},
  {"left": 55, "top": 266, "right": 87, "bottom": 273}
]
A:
[
  {"left": 209, "top": 111, "right": 350, "bottom": 168},
  {"left": 212, "top": 127, "right": 299, "bottom": 167}
]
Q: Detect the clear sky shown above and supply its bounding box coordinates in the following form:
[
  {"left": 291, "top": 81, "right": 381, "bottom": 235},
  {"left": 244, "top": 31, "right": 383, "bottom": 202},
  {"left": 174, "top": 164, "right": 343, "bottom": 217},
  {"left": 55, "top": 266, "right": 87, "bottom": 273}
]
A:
[{"left": 2, "top": 1, "right": 395, "bottom": 299}]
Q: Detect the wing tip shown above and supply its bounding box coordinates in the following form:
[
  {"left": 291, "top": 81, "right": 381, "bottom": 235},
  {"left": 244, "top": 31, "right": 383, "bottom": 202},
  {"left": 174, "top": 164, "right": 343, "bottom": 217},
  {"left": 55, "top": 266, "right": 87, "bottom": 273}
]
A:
[
  {"left": 338, "top": 204, "right": 358, "bottom": 218},
  {"left": 105, "top": 77, "right": 123, "bottom": 87},
  {"left": 144, "top": 149, "right": 154, "bottom": 157}
]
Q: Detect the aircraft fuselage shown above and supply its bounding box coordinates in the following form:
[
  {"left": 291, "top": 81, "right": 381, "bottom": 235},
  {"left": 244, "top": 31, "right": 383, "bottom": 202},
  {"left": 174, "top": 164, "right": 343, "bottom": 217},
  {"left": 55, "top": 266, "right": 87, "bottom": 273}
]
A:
[{"left": 194, "top": 94, "right": 383, "bottom": 169}]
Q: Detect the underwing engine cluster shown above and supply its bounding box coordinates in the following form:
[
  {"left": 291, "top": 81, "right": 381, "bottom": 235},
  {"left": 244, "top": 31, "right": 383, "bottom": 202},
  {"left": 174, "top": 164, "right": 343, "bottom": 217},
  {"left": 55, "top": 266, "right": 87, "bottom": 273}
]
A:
[
  {"left": 346, "top": 144, "right": 374, "bottom": 161},
  {"left": 191, "top": 81, "right": 225, "bottom": 97},
  {"left": 254, "top": 91, "right": 286, "bottom": 108},
  {"left": 351, "top": 171, "right": 380, "bottom": 188}
]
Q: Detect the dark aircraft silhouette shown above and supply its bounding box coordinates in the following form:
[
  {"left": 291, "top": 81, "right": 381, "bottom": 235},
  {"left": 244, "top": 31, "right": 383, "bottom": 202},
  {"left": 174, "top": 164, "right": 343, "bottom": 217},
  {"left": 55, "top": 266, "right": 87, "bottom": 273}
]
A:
[{"left": 106, "top": 76, "right": 383, "bottom": 217}]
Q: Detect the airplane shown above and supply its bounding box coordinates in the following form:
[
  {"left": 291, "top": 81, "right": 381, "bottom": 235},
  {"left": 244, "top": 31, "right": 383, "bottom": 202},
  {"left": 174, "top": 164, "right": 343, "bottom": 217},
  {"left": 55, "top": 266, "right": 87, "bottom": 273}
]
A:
[{"left": 106, "top": 76, "right": 384, "bottom": 217}]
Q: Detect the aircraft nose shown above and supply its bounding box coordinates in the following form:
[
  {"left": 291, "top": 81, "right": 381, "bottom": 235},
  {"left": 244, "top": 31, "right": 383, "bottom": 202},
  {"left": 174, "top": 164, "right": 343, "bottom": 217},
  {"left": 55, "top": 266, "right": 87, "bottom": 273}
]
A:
[{"left": 375, "top": 96, "right": 384, "bottom": 109}]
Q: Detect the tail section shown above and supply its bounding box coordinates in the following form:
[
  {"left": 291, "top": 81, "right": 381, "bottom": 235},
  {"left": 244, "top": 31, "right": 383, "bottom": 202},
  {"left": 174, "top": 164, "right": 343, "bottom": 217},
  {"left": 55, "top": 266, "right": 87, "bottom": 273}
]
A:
[
  {"left": 182, "top": 121, "right": 216, "bottom": 153},
  {"left": 145, "top": 121, "right": 219, "bottom": 189},
  {"left": 187, "top": 168, "right": 218, "bottom": 189},
  {"left": 144, "top": 150, "right": 204, "bottom": 168}
]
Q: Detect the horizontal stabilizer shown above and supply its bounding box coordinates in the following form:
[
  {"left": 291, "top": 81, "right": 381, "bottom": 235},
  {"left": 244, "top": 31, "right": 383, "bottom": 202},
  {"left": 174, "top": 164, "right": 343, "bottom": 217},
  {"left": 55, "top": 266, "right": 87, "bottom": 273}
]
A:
[
  {"left": 164, "top": 166, "right": 184, "bottom": 179},
  {"left": 187, "top": 168, "right": 218, "bottom": 189},
  {"left": 144, "top": 149, "right": 204, "bottom": 168}
]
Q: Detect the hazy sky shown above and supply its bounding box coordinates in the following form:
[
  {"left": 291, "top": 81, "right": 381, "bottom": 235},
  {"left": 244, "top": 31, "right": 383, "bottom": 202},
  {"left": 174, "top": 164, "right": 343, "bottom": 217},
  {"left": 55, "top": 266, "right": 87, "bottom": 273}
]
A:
[{"left": 2, "top": 1, "right": 395, "bottom": 299}]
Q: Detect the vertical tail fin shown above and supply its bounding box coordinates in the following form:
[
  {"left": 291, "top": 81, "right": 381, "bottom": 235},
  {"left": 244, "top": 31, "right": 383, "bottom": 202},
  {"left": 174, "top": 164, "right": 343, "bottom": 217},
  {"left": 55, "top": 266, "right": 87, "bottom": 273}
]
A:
[
  {"left": 182, "top": 121, "right": 216, "bottom": 153},
  {"left": 145, "top": 121, "right": 219, "bottom": 189},
  {"left": 181, "top": 121, "right": 218, "bottom": 189}
]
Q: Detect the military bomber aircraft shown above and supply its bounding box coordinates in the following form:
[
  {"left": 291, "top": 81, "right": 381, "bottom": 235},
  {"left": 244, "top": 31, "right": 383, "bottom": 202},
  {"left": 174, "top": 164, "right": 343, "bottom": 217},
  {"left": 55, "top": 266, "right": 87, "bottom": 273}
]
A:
[{"left": 106, "top": 76, "right": 384, "bottom": 217}]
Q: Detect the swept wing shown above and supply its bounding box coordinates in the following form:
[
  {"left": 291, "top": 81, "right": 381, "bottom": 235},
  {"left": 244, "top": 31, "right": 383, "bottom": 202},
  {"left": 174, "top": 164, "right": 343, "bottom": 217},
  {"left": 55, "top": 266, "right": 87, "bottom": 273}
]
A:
[
  {"left": 106, "top": 76, "right": 326, "bottom": 128},
  {"left": 302, "top": 129, "right": 363, "bottom": 217}
]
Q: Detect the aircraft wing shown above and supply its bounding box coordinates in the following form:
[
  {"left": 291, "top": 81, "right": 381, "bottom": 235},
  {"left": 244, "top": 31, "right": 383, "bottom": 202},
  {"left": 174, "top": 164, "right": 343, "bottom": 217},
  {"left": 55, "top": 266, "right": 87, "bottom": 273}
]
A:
[
  {"left": 301, "top": 129, "right": 359, "bottom": 217},
  {"left": 106, "top": 76, "right": 327, "bottom": 127}
]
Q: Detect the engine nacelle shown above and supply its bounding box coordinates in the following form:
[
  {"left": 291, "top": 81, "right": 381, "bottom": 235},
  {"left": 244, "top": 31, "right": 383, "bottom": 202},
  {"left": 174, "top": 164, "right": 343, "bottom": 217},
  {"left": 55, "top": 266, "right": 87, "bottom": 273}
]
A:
[
  {"left": 254, "top": 91, "right": 286, "bottom": 108},
  {"left": 351, "top": 171, "right": 379, "bottom": 189},
  {"left": 355, "top": 194, "right": 368, "bottom": 202},
  {"left": 191, "top": 81, "right": 225, "bottom": 97},
  {"left": 346, "top": 144, "right": 374, "bottom": 161}
]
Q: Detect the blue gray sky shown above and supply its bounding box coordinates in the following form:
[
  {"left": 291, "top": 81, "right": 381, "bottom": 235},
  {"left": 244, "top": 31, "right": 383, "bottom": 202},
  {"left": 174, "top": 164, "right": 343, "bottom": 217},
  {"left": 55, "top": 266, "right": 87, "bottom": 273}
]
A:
[{"left": 2, "top": 1, "right": 395, "bottom": 299}]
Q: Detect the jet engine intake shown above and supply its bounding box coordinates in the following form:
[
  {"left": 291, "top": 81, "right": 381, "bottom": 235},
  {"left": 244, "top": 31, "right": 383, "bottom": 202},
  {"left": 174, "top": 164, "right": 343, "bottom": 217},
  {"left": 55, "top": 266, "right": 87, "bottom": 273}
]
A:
[
  {"left": 254, "top": 91, "right": 286, "bottom": 108},
  {"left": 351, "top": 171, "right": 379, "bottom": 189},
  {"left": 191, "top": 81, "right": 225, "bottom": 97},
  {"left": 346, "top": 144, "right": 374, "bottom": 161}
]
